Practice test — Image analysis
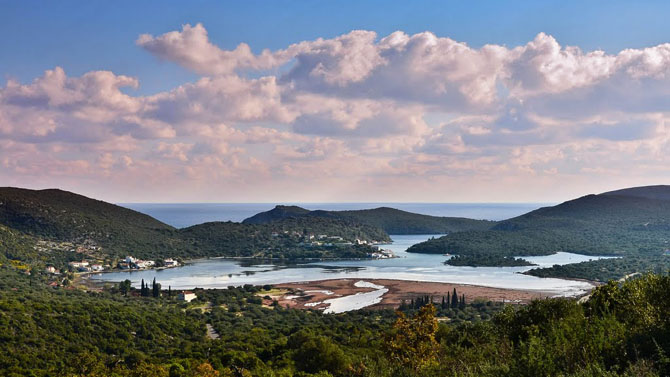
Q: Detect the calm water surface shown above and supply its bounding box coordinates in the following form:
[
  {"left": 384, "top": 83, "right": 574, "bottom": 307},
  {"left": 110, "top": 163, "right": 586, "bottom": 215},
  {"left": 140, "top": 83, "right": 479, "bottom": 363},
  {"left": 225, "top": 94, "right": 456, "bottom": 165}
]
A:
[
  {"left": 93, "top": 234, "right": 606, "bottom": 296},
  {"left": 96, "top": 204, "right": 607, "bottom": 299},
  {"left": 119, "top": 202, "right": 550, "bottom": 228}
]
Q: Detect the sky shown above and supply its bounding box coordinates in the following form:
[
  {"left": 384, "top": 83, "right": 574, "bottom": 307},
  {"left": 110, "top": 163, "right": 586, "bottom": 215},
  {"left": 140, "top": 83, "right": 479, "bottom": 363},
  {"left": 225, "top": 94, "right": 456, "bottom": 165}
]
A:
[{"left": 1, "top": 1, "right": 670, "bottom": 203}]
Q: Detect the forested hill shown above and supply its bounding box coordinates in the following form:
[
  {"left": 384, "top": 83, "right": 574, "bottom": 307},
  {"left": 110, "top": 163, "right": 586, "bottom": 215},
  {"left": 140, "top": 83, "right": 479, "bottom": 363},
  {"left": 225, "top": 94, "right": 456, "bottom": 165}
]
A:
[
  {"left": 408, "top": 186, "right": 670, "bottom": 258},
  {"left": 243, "top": 205, "right": 496, "bottom": 234},
  {"left": 602, "top": 185, "right": 670, "bottom": 201},
  {"left": 0, "top": 187, "right": 183, "bottom": 261},
  {"left": 0, "top": 188, "right": 390, "bottom": 266}
]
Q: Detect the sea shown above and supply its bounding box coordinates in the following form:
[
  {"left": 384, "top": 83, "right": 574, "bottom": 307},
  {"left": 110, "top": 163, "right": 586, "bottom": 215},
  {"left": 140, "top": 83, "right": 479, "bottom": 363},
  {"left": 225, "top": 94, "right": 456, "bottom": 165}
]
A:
[
  {"left": 119, "top": 202, "right": 550, "bottom": 228},
  {"left": 92, "top": 202, "right": 611, "bottom": 310}
]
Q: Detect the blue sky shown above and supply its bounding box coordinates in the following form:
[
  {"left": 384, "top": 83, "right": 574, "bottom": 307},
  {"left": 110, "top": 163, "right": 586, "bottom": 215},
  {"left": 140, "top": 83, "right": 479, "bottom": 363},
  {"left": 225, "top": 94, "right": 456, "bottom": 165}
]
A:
[
  {"left": 2, "top": 1, "right": 670, "bottom": 94},
  {"left": 1, "top": 1, "right": 669, "bottom": 202}
]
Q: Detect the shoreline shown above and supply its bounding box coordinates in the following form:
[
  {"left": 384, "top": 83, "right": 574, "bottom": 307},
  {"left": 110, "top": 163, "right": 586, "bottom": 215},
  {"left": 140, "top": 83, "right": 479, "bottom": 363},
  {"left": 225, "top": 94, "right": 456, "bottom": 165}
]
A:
[{"left": 272, "top": 278, "right": 564, "bottom": 311}]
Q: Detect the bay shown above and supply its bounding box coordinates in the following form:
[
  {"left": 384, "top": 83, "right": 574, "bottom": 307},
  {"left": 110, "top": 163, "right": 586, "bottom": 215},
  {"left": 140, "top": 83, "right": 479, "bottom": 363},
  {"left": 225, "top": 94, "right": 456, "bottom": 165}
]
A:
[{"left": 92, "top": 234, "right": 606, "bottom": 297}]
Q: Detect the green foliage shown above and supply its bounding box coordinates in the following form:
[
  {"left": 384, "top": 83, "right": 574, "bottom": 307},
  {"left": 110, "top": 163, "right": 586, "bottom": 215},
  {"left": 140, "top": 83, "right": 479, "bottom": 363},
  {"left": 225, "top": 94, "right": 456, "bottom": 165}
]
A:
[
  {"left": 3, "top": 268, "right": 670, "bottom": 376},
  {"left": 385, "top": 305, "right": 439, "bottom": 373},
  {"left": 243, "top": 205, "right": 495, "bottom": 234},
  {"left": 178, "top": 217, "right": 389, "bottom": 259},
  {"left": 446, "top": 253, "right": 535, "bottom": 267},
  {"left": 526, "top": 255, "right": 670, "bottom": 282},
  {"left": 409, "top": 191, "right": 670, "bottom": 279},
  {"left": 0, "top": 187, "right": 391, "bottom": 266}
]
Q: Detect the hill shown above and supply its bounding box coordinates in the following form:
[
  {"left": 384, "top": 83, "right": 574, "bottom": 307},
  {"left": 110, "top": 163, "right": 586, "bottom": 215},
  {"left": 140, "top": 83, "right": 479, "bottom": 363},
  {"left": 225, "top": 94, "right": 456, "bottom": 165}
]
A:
[
  {"left": 243, "top": 205, "right": 495, "bottom": 234},
  {"left": 179, "top": 216, "right": 388, "bottom": 259},
  {"left": 0, "top": 188, "right": 391, "bottom": 266},
  {"left": 602, "top": 184, "right": 670, "bottom": 201},
  {"left": 409, "top": 187, "right": 670, "bottom": 264},
  {"left": 0, "top": 187, "right": 184, "bottom": 264}
]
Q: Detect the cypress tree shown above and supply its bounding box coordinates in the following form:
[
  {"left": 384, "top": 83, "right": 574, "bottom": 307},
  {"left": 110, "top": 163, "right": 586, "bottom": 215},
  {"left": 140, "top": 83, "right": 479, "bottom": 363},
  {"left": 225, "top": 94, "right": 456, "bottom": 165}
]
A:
[
  {"left": 459, "top": 294, "right": 466, "bottom": 309},
  {"left": 441, "top": 296, "right": 446, "bottom": 309},
  {"left": 152, "top": 278, "right": 161, "bottom": 298},
  {"left": 451, "top": 288, "right": 458, "bottom": 308},
  {"left": 446, "top": 292, "right": 450, "bottom": 308}
]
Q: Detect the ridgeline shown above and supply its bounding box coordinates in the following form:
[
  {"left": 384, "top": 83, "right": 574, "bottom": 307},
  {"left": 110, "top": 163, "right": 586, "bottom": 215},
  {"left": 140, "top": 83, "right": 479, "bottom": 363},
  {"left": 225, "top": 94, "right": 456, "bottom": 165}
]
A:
[
  {"left": 243, "top": 205, "right": 495, "bottom": 234},
  {"left": 409, "top": 185, "right": 670, "bottom": 280}
]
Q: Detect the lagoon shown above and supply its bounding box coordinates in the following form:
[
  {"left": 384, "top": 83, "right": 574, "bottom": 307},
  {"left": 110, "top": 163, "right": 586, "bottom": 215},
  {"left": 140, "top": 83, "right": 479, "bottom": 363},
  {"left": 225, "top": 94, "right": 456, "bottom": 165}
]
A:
[{"left": 92, "top": 234, "right": 607, "bottom": 297}]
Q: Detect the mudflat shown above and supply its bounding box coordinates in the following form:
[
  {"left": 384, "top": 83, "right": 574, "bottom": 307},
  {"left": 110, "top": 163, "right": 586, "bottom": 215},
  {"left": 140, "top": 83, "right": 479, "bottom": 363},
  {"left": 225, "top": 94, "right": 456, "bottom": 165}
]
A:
[{"left": 271, "top": 278, "right": 555, "bottom": 311}]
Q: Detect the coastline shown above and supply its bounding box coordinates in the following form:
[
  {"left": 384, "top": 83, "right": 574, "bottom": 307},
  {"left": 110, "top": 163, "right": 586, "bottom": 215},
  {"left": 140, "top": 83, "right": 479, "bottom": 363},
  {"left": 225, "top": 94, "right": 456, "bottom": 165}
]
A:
[{"left": 272, "top": 278, "right": 563, "bottom": 311}]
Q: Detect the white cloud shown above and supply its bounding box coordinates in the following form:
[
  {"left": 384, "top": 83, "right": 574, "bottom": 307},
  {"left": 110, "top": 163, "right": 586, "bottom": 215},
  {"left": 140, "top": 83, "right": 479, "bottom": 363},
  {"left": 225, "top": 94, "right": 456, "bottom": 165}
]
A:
[{"left": 3, "top": 25, "right": 670, "bottom": 201}]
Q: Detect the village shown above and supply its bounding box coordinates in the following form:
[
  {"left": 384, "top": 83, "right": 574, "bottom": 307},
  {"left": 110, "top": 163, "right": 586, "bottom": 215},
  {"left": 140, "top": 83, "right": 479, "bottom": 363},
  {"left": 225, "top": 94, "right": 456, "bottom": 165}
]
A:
[{"left": 274, "top": 230, "right": 396, "bottom": 259}]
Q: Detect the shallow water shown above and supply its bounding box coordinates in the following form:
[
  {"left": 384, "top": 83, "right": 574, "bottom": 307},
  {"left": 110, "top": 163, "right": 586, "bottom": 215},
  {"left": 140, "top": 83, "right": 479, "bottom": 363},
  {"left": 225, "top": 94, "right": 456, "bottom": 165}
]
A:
[
  {"left": 323, "top": 281, "right": 388, "bottom": 313},
  {"left": 92, "top": 234, "right": 609, "bottom": 296}
]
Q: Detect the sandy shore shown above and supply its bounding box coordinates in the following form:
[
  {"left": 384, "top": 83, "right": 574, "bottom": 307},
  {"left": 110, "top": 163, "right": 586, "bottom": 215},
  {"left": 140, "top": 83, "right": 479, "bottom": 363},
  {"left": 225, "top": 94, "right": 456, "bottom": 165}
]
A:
[{"left": 272, "top": 278, "right": 555, "bottom": 311}]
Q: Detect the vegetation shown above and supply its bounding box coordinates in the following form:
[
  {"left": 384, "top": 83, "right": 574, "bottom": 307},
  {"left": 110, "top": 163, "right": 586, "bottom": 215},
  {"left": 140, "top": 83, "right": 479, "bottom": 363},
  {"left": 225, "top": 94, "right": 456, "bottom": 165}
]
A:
[
  {"left": 526, "top": 255, "right": 670, "bottom": 282},
  {"left": 409, "top": 187, "right": 670, "bottom": 279},
  {"left": 446, "top": 254, "right": 535, "bottom": 267},
  {"left": 0, "top": 188, "right": 391, "bottom": 268},
  {"left": 3, "top": 262, "right": 670, "bottom": 376},
  {"left": 178, "top": 217, "right": 390, "bottom": 259},
  {"left": 243, "top": 205, "right": 496, "bottom": 234}
]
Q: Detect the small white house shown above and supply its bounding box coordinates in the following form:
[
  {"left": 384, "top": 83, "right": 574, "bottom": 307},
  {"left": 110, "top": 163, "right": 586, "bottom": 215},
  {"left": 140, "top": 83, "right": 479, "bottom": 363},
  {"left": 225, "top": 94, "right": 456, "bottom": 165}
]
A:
[
  {"left": 68, "top": 261, "right": 89, "bottom": 269},
  {"left": 45, "top": 266, "right": 57, "bottom": 274},
  {"left": 178, "top": 291, "right": 197, "bottom": 302},
  {"left": 163, "top": 258, "right": 179, "bottom": 267}
]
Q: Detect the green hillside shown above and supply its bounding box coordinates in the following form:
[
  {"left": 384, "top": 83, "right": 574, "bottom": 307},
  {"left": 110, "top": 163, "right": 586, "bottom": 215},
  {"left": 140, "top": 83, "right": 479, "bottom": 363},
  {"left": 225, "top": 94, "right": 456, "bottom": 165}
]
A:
[
  {"left": 178, "top": 216, "right": 390, "bottom": 259},
  {"left": 0, "top": 187, "right": 184, "bottom": 263},
  {"left": 409, "top": 191, "right": 670, "bottom": 257},
  {"left": 0, "top": 188, "right": 390, "bottom": 266},
  {"left": 243, "top": 205, "right": 495, "bottom": 234}
]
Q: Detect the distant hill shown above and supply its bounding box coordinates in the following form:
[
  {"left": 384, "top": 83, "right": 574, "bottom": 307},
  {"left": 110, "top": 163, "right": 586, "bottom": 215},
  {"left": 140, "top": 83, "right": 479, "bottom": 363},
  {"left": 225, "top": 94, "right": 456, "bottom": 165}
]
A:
[
  {"left": 0, "top": 187, "right": 183, "bottom": 261},
  {"left": 242, "top": 205, "right": 312, "bottom": 224},
  {"left": 0, "top": 187, "right": 391, "bottom": 265},
  {"left": 408, "top": 187, "right": 670, "bottom": 257},
  {"left": 179, "top": 216, "right": 389, "bottom": 258},
  {"left": 602, "top": 185, "right": 670, "bottom": 201},
  {"left": 243, "top": 205, "right": 495, "bottom": 234}
]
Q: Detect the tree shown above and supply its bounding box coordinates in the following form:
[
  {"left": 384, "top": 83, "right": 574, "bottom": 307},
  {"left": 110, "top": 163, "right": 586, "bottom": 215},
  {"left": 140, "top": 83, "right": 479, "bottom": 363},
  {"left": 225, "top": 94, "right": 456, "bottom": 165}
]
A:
[
  {"left": 119, "top": 279, "right": 132, "bottom": 296},
  {"left": 385, "top": 304, "right": 439, "bottom": 373},
  {"left": 140, "top": 279, "right": 147, "bottom": 297},
  {"left": 459, "top": 294, "right": 466, "bottom": 310},
  {"left": 451, "top": 288, "right": 458, "bottom": 308},
  {"left": 291, "top": 331, "right": 348, "bottom": 375},
  {"left": 152, "top": 278, "right": 161, "bottom": 298}
]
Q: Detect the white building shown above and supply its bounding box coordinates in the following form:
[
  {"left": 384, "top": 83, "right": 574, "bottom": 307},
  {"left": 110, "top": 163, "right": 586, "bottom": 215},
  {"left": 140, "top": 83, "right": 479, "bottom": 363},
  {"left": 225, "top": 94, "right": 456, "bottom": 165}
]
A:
[
  {"left": 134, "top": 260, "right": 155, "bottom": 269},
  {"left": 163, "top": 258, "right": 179, "bottom": 267},
  {"left": 178, "top": 291, "right": 197, "bottom": 302},
  {"left": 68, "top": 261, "right": 89, "bottom": 269}
]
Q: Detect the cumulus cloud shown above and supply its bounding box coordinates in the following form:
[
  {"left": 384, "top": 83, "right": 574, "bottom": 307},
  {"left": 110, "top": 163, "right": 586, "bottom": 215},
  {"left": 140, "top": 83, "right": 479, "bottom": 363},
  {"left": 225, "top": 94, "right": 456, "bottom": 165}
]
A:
[
  {"left": 137, "top": 23, "right": 286, "bottom": 76},
  {"left": 3, "top": 24, "right": 670, "bottom": 201}
]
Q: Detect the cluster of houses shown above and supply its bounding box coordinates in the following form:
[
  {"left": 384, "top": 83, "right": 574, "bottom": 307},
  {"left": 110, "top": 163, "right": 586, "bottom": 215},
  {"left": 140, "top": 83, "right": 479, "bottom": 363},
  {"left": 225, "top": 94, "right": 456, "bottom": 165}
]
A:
[
  {"left": 118, "top": 256, "right": 155, "bottom": 270},
  {"left": 54, "top": 256, "right": 181, "bottom": 273},
  {"left": 67, "top": 261, "right": 105, "bottom": 272},
  {"left": 117, "top": 256, "right": 180, "bottom": 270},
  {"left": 368, "top": 247, "right": 395, "bottom": 259}
]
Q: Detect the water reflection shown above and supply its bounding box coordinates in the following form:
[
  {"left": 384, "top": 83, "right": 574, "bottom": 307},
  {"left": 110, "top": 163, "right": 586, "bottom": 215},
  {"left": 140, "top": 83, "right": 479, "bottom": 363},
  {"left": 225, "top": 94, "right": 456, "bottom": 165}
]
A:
[{"left": 92, "top": 234, "right": 610, "bottom": 296}]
